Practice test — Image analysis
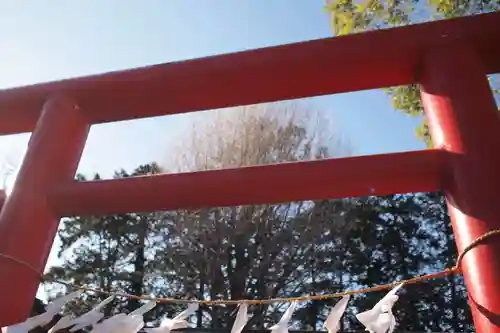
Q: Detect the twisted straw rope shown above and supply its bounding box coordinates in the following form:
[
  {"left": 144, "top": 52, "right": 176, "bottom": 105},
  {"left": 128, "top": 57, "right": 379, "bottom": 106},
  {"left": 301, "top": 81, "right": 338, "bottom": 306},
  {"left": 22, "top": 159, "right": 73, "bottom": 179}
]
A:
[{"left": 1, "top": 229, "right": 499, "bottom": 305}]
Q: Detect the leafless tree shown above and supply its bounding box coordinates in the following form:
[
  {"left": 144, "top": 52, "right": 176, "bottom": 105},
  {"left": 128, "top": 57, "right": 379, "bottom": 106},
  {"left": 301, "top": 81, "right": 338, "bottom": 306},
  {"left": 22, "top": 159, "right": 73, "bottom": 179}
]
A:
[{"left": 153, "top": 102, "right": 354, "bottom": 329}]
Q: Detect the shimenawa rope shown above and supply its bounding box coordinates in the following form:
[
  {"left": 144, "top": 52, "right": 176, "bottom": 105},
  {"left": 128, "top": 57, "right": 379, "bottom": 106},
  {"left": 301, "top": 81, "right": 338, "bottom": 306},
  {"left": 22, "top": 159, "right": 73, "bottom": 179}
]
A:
[{"left": 0, "top": 229, "right": 498, "bottom": 305}]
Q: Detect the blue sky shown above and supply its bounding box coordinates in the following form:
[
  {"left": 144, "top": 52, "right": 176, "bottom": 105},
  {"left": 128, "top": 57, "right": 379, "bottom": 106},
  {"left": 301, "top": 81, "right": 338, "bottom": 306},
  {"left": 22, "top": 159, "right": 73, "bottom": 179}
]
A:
[
  {"left": 0, "top": 0, "right": 425, "bottom": 180},
  {"left": 0, "top": 1, "right": 426, "bottom": 298}
]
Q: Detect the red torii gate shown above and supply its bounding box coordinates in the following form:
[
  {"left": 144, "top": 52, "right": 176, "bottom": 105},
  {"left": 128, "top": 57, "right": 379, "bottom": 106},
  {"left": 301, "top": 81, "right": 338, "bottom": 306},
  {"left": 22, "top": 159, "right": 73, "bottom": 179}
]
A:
[{"left": 0, "top": 12, "right": 499, "bottom": 332}]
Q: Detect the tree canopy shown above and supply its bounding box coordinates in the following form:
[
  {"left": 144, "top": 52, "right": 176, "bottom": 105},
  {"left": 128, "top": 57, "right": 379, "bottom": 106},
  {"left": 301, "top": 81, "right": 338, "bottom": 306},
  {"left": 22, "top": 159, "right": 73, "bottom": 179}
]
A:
[
  {"left": 324, "top": 0, "right": 500, "bottom": 146},
  {"left": 39, "top": 103, "right": 473, "bottom": 331}
]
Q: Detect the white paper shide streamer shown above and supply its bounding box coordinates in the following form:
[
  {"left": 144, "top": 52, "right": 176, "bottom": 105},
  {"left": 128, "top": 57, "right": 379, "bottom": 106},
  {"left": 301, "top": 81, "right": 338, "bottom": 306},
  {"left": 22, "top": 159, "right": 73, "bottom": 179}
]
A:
[
  {"left": 356, "top": 283, "right": 403, "bottom": 333},
  {"left": 2, "top": 291, "right": 83, "bottom": 333},
  {"left": 1, "top": 283, "right": 407, "bottom": 333},
  {"left": 144, "top": 303, "right": 198, "bottom": 333},
  {"left": 268, "top": 302, "right": 297, "bottom": 333},
  {"left": 92, "top": 300, "right": 157, "bottom": 333},
  {"left": 323, "top": 296, "right": 350, "bottom": 333},
  {"left": 70, "top": 296, "right": 115, "bottom": 331},
  {"left": 48, "top": 295, "right": 114, "bottom": 333},
  {"left": 231, "top": 303, "right": 249, "bottom": 333}
]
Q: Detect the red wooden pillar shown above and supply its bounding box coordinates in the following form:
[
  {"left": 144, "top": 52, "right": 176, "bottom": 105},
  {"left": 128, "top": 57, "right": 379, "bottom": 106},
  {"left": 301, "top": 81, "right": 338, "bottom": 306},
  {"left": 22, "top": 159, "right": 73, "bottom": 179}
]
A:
[
  {"left": 420, "top": 43, "right": 500, "bottom": 332},
  {"left": 0, "top": 97, "right": 89, "bottom": 325}
]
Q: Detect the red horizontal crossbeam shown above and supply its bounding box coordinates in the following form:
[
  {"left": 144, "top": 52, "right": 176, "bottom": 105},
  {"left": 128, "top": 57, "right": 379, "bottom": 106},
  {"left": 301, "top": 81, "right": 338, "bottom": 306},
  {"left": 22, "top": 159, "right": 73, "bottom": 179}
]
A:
[
  {"left": 48, "top": 149, "right": 447, "bottom": 216},
  {"left": 1, "top": 12, "right": 500, "bottom": 135}
]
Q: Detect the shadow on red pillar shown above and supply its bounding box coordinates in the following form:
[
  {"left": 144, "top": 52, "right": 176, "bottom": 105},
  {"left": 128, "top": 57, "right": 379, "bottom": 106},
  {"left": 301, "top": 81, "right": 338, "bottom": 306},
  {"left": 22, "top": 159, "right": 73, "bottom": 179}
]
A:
[
  {"left": 421, "top": 42, "right": 500, "bottom": 332},
  {"left": 0, "top": 189, "right": 5, "bottom": 212},
  {"left": 0, "top": 97, "right": 89, "bottom": 326}
]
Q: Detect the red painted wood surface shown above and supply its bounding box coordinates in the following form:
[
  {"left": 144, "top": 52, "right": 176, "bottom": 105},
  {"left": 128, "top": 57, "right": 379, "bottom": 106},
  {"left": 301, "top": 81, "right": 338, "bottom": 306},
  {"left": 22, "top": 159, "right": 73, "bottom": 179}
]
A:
[
  {"left": 0, "top": 12, "right": 499, "bottom": 135},
  {"left": 49, "top": 149, "right": 446, "bottom": 216},
  {"left": 420, "top": 42, "right": 500, "bottom": 332},
  {"left": 0, "top": 98, "right": 89, "bottom": 324}
]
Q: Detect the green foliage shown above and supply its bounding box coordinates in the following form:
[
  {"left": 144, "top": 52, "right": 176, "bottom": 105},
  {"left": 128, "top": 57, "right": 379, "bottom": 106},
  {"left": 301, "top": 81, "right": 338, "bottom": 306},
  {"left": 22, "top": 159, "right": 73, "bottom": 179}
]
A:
[
  {"left": 324, "top": 0, "right": 411, "bottom": 36},
  {"left": 324, "top": 0, "right": 500, "bottom": 146},
  {"left": 45, "top": 163, "right": 167, "bottom": 320}
]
